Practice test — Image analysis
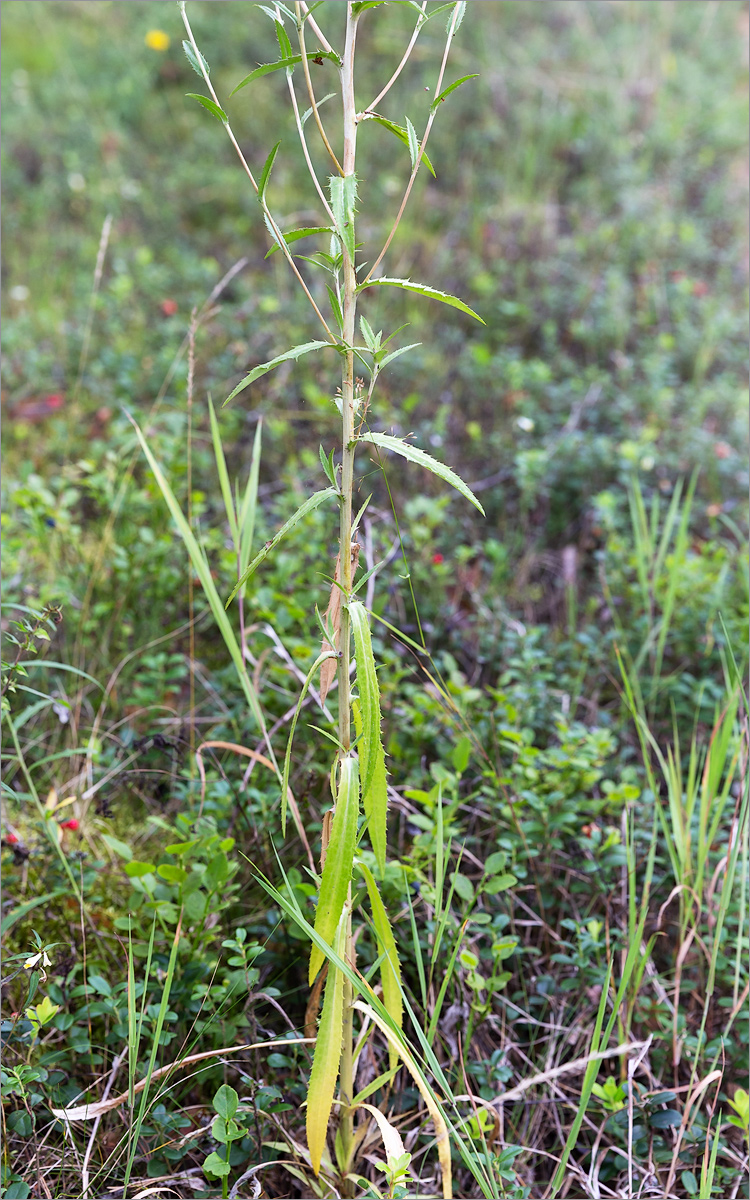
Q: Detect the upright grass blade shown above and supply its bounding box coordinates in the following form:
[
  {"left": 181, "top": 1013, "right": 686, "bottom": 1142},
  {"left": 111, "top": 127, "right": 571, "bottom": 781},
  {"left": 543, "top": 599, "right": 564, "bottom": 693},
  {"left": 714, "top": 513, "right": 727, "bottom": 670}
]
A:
[
  {"left": 208, "top": 395, "right": 238, "bottom": 545},
  {"left": 309, "top": 758, "right": 360, "bottom": 984},
  {"left": 131, "top": 417, "right": 272, "bottom": 755},
  {"left": 548, "top": 962, "right": 613, "bottom": 1198},
  {"left": 356, "top": 860, "right": 402, "bottom": 1066},
  {"left": 237, "top": 418, "right": 263, "bottom": 584},
  {"left": 307, "top": 909, "right": 347, "bottom": 1176},
  {"left": 123, "top": 916, "right": 182, "bottom": 1193}
]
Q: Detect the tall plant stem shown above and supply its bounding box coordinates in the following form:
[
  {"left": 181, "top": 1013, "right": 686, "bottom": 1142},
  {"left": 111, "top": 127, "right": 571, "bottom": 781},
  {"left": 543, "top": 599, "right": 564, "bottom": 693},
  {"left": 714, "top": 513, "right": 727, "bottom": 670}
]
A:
[{"left": 337, "top": 6, "right": 360, "bottom": 1189}]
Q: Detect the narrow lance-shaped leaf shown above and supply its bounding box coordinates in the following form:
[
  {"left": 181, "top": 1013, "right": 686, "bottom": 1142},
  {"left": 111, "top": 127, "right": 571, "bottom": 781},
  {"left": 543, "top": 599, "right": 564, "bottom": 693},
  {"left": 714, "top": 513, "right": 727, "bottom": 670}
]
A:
[
  {"left": 225, "top": 487, "right": 337, "bottom": 606},
  {"left": 353, "top": 699, "right": 388, "bottom": 879},
  {"left": 309, "top": 758, "right": 360, "bottom": 985},
  {"left": 265, "top": 226, "right": 333, "bottom": 258},
  {"left": 357, "top": 860, "right": 402, "bottom": 1067},
  {"left": 431, "top": 73, "right": 479, "bottom": 111},
  {"left": 363, "top": 115, "right": 436, "bottom": 177},
  {"left": 223, "top": 340, "right": 333, "bottom": 407},
  {"left": 405, "top": 116, "right": 419, "bottom": 170},
  {"left": 360, "top": 432, "right": 485, "bottom": 515},
  {"left": 258, "top": 141, "right": 281, "bottom": 200},
  {"left": 302, "top": 91, "right": 337, "bottom": 127},
  {"left": 356, "top": 276, "right": 484, "bottom": 323},
  {"left": 348, "top": 601, "right": 382, "bottom": 799},
  {"left": 230, "top": 51, "right": 341, "bottom": 96},
  {"left": 307, "top": 910, "right": 347, "bottom": 1175},
  {"left": 185, "top": 94, "right": 227, "bottom": 124}
]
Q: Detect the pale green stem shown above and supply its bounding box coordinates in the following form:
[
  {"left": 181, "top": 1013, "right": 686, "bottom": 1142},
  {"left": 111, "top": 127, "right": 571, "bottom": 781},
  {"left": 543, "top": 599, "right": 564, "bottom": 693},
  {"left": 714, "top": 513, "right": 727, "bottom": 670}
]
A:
[{"left": 337, "top": 6, "right": 360, "bottom": 1189}]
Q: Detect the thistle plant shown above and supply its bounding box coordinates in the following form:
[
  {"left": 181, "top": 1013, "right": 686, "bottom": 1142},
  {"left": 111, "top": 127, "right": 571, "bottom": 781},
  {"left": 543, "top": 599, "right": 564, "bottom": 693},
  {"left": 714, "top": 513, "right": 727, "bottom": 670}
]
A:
[{"left": 174, "top": 2, "right": 485, "bottom": 1192}]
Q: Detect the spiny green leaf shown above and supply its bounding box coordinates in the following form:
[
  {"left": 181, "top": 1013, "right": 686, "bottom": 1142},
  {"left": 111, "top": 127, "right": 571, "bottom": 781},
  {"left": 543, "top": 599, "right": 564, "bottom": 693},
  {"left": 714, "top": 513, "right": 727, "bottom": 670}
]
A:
[
  {"left": 357, "top": 860, "right": 402, "bottom": 1067},
  {"left": 225, "top": 487, "right": 337, "bottom": 605},
  {"left": 356, "top": 276, "right": 483, "bottom": 322},
  {"left": 360, "top": 432, "right": 485, "bottom": 515},
  {"left": 230, "top": 51, "right": 341, "bottom": 96},
  {"left": 307, "top": 911, "right": 347, "bottom": 1175},
  {"left": 182, "top": 40, "right": 210, "bottom": 77},
  {"left": 348, "top": 601, "right": 383, "bottom": 800},
  {"left": 330, "top": 174, "right": 358, "bottom": 263},
  {"left": 185, "top": 94, "right": 227, "bottom": 123},
  {"left": 223, "top": 340, "right": 332, "bottom": 407},
  {"left": 431, "top": 73, "right": 479, "bottom": 111},
  {"left": 447, "top": 1, "right": 467, "bottom": 36},
  {"left": 274, "top": 16, "right": 294, "bottom": 61},
  {"left": 352, "top": 697, "right": 388, "bottom": 876},
  {"left": 258, "top": 141, "right": 281, "bottom": 200},
  {"left": 309, "top": 758, "right": 359, "bottom": 984},
  {"left": 364, "top": 115, "right": 436, "bottom": 177}
]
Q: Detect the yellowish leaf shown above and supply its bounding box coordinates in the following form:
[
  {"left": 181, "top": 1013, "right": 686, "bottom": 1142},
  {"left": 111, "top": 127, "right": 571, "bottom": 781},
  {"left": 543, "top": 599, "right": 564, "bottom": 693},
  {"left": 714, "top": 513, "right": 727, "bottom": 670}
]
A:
[{"left": 307, "top": 912, "right": 347, "bottom": 1175}]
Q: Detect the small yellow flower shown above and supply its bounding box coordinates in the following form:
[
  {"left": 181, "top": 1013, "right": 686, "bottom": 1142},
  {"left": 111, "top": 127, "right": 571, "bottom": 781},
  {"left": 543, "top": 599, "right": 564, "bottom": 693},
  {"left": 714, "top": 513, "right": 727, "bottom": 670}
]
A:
[{"left": 145, "top": 29, "right": 170, "bottom": 52}]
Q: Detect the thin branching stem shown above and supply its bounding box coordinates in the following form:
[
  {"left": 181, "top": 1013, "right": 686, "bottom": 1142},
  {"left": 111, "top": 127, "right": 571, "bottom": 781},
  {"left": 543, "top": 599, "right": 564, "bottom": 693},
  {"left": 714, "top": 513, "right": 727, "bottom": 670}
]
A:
[
  {"left": 364, "top": 1, "right": 461, "bottom": 284},
  {"left": 299, "top": 0, "right": 336, "bottom": 56},
  {"left": 296, "top": 2, "right": 344, "bottom": 175},
  {"left": 179, "top": 2, "right": 337, "bottom": 343},
  {"left": 363, "top": 1, "right": 428, "bottom": 114},
  {"left": 286, "top": 68, "right": 337, "bottom": 221}
]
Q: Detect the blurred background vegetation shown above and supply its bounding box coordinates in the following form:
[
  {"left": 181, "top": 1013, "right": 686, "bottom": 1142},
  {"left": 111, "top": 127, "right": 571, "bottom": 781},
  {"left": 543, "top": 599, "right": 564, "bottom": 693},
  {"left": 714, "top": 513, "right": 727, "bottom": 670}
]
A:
[{"left": 1, "top": 2, "right": 748, "bottom": 1197}]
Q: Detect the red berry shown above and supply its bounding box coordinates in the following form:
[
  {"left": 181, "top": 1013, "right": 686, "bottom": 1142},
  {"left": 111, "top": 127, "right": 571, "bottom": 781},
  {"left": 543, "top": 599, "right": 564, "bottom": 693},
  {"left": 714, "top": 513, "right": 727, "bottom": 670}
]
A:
[
  {"left": 60, "top": 818, "right": 79, "bottom": 831},
  {"left": 5, "top": 833, "right": 19, "bottom": 845},
  {"left": 432, "top": 553, "right": 444, "bottom": 565},
  {"left": 160, "top": 298, "right": 178, "bottom": 316}
]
